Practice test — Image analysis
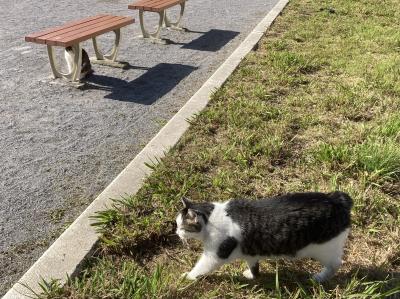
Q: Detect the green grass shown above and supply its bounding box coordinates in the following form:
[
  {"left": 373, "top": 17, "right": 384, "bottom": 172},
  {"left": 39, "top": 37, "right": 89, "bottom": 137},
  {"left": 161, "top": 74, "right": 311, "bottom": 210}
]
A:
[
  {"left": 36, "top": 0, "right": 400, "bottom": 297},
  {"left": 311, "top": 121, "right": 400, "bottom": 182}
]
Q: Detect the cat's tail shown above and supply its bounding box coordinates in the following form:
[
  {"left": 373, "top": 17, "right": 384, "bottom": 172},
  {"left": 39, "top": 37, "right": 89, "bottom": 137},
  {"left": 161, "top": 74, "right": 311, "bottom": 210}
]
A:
[{"left": 329, "top": 191, "right": 353, "bottom": 210}]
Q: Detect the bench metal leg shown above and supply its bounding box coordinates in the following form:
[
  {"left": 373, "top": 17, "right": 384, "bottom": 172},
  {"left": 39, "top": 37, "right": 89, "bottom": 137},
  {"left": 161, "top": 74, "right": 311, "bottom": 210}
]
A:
[
  {"left": 139, "top": 9, "right": 165, "bottom": 43},
  {"left": 164, "top": 2, "right": 186, "bottom": 30},
  {"left": 92, "top": 29, "right": 120, "bottom": 62},
  {"left": 47, "top": 44, "right": 82, "bottom": 82}
]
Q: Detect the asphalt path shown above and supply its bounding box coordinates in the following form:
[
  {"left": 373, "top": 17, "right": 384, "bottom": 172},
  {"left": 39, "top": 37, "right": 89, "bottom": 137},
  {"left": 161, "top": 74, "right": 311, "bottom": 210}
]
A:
[{"left": 0, "top": 0, "right": 279, "bottom": 294}]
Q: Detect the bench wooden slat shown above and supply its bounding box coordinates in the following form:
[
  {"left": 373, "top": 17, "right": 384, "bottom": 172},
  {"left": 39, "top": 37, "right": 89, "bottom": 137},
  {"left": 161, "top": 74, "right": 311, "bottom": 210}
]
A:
[
  {"left": 25, "top": 15, "right": 107, "bottom": 43},
  {"left": 129, "top": 0, "right": 163, "bottom": 11},
  {"left": 129, "top": 0, "right": 164, "bottom": 8},
  {"left": 128, "top": 0, "right": 185, "bottom": 12},
  {"left": 151, "top": 0, "right": 185, "bottom": 11},
  {"left": 26, "top": 15, "right": 134, "bottom": 47},
  {"left": 50, "top": 16, "right": 126, "bottom": 44},
  {"left": 128, "top": 0, "right": 152, "bottom": 8},
  {"left": 129, "top": 0, "right": 172, "bottom": 11},
  {"left": 48, "top": 17, "right": 134, "bottom": 47},
  {"left": 37, "top": 16, "right": 124, "bottom": 43}
]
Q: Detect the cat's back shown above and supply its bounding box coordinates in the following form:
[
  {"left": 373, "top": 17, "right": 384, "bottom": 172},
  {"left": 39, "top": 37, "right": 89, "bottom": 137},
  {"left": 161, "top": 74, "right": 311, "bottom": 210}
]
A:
[
  {"left": 226, "top": 191, "right": 352, "bottom": 221},
  {"left": 225, "top": 192, "right": 352, "bottom": 256}
]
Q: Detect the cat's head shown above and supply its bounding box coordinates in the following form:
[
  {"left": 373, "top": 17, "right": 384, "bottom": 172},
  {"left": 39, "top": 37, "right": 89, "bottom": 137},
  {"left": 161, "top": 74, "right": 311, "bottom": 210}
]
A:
[{"left": 176, "top": 197, "right": 211, "bottom": 242}]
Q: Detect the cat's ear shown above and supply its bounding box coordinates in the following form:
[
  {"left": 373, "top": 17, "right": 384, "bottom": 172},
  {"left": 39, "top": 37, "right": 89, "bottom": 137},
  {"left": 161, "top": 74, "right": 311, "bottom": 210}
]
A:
[{"left": 181, "top": 197, "right": 191, "bottom": 208}]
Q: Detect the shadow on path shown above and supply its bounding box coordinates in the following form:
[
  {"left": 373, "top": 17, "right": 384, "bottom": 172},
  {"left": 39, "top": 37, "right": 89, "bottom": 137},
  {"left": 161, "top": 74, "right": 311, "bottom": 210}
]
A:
[
  {"left": 182, "top": 29, "right": 240, "bottom": 51},
  {"left": 82, "top": 63, "right": 197, "bottom": 104},
  {"left": 165, "top": 29, "right": 240, "bottom": 51}
]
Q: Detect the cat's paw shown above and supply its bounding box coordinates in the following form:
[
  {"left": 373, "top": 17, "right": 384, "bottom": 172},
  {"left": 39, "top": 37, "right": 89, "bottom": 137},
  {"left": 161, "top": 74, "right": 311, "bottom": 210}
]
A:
[
  {"left": 243, "top": 269, "right": 255, "bottom": 280},
  {"left": 181, "top": 272, "right": 197, "bottom": 280}
]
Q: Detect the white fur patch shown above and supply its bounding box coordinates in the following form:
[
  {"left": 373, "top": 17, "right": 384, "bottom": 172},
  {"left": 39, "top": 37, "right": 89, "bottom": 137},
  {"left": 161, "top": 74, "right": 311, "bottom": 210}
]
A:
[
  {"left": 204, "top": 202, "right": 242, "bottom": 252},
  {"left": 296, "top": 228, "right": 349, "bottom": 264}
]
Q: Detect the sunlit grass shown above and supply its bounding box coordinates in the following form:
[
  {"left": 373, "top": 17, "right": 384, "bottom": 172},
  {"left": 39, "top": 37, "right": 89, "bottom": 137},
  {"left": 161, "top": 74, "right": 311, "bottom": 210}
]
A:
[{"left": 34, "top": 0, "right": 400, "bottom": 297}]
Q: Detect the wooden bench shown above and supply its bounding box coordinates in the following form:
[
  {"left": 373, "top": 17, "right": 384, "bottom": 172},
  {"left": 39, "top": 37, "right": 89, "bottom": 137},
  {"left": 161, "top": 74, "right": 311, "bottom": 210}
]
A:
[
  {"left": 25, "top": 15, "right": 134, "bottom": 82},
  {"left": 128, "top": 0, "right": 186, "bottom": 42}
]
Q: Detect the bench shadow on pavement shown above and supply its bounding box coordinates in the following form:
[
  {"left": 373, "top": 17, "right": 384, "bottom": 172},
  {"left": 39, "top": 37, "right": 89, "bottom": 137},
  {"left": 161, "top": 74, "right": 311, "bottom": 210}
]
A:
[
  {"left": 164, "top": 29, "right": 240, "bottom": 51},
  {"left": 81, "top": 63, "right": 197, "bottom": 104},
  {"left": 181, "top": 29, "right": 240, "bottom": 51}
]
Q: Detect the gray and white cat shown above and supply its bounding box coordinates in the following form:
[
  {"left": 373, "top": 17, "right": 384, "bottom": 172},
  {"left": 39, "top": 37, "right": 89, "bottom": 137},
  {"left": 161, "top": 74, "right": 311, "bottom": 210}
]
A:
[
  {"left": 176, "top": 191, "right": 352, "bottom": 282},
  {"left": 64, "top": 46, "right": 93, "bottom": 79}
]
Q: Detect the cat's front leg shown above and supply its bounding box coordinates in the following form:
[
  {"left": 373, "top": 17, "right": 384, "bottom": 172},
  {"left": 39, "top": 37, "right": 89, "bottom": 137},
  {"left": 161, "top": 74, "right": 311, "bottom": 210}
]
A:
[
  {"left": 243, "top": 258, "right": 259, "bottom": 280},
  {"left": 183, "top": 252, "right": 223, "bottom": 280}
]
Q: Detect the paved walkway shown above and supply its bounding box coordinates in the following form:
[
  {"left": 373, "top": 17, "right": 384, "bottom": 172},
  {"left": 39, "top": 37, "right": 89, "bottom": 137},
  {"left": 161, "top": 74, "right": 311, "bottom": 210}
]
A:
[{"left": 0, "top": 0, "right": 279, "bottom": 294}]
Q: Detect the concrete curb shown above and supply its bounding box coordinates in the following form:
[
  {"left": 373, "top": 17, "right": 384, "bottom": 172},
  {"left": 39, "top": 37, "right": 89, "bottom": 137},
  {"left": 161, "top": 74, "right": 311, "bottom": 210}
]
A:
[{"left": 3, "top": 0, "right": 289, "bottom": 297}]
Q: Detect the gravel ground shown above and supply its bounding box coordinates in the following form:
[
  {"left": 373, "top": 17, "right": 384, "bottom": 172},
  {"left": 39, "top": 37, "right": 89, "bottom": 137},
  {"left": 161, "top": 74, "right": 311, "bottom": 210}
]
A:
[{"left": 0, "top": 0, "right": 279, "bottom": 295}]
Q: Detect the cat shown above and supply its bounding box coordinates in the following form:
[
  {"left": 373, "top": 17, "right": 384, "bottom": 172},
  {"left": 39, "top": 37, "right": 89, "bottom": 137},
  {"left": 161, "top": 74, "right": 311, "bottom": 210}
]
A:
[
  {"left": 64, "top": 46, "right": 93, "bottom": 79},
  {"left": 176, "top": 191, "right": 352, "bottom": 282}
]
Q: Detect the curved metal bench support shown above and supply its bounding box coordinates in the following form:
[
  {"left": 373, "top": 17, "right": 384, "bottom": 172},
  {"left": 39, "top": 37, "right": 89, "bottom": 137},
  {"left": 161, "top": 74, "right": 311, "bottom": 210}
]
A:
[
  {"left": 92, "top": 29, "right": 121, "bottom": 62},
  {"left": 47, "top": 44, "right": 82, "bottom": 82},
  {"left": 139, "top": 9, "right": 165, "bottom": 42},
  {"left": 164, "top": 2, "right": 185, "bottom": 29}
]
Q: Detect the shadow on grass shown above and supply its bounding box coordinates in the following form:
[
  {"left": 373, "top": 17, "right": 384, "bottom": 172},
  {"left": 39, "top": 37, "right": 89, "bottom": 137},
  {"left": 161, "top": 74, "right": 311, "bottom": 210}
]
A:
[
  {"left": 208, "top": 264, "right": 400, "bottom": 296},
  {"left": 100, "top": 229, "right": 400, "bottom": 296},
  {"left": 95, "top": 223, "right": 181, "bottom": 262}
]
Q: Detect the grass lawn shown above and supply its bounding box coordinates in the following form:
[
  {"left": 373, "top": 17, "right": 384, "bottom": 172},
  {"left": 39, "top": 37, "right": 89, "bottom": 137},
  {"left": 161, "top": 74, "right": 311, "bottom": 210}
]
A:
[{"left": 34, "top": 0, "right": 400, "bottom": 297}]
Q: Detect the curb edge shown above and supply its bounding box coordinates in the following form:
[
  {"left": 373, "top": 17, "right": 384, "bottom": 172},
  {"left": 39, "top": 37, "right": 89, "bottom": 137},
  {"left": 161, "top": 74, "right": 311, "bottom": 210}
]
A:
[{"left": 3, "top": 1, "right": 289, "bottom": 297}]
